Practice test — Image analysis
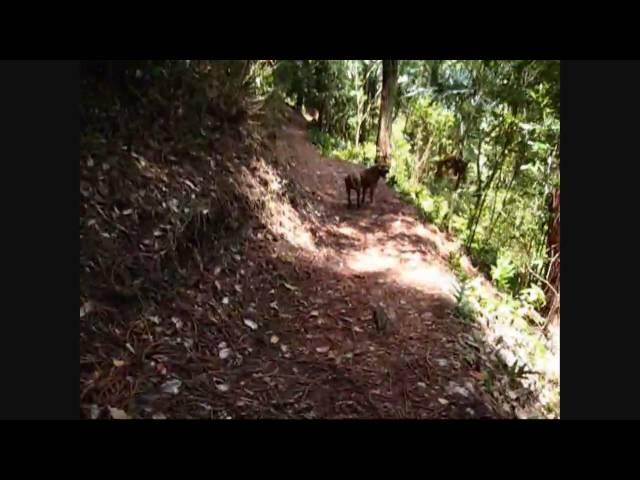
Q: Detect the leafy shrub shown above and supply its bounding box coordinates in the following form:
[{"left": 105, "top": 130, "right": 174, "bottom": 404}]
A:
[
  {"left": 309, "top": 128, "right": 342, "bottom": 156},
  {"left": 491, "top": 253, "right": 518, "bottom": 293},
  {"left": 519, "top": 284, "right": 546, "bottom": 310}
]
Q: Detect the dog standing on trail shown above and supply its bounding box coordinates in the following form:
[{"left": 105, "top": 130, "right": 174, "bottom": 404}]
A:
[{"left": 344, "top": 163, "right": 390, "bottom": 208}]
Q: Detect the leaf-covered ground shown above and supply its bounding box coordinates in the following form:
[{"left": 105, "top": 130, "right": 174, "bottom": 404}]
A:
[{"left": 80, "top": 104, "right": 558, "bottom": 419}]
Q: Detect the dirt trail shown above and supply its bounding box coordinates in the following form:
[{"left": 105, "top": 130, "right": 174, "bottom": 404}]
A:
[
  {"left": 223, "top": 110, "right": 499, "bottom": 418},
  {"left": 80, "top": 104, "right": 527, "bottom": 419}
]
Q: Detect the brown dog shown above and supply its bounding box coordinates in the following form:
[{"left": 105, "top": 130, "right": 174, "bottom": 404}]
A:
[
  {"left": 434, "top": 154, "right": 466, "bottom": 190},
  {"left": 345, "top": 163, "right": 390, "bottom": 208}
]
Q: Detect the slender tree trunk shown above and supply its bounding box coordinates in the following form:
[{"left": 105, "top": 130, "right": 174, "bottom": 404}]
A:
[
  {"left": 544, "top": 187, "right": 560, "bottom": 327},
  {"left": 355, "top": 96, "right": 362, "bottom": 148},
  {"left": 486, "top": 169, "right": 515, "bottom": 241},
  {"left": 354, "top": 62, "right": 362, "bottom": 148},
  {"left": 466, "top": 138, "right": 507, "bottom": 248},
  {"left": 411, "top": 136, "right": 433, "bottom": 185},
  {"left": 465, "top": 135, "right": 485, "bottom": 247},
  {"left": 359, "top": 116, "right": 368, "bottom": 144},
  {"left": 486, "top": 190, "right": 500, "bottom": 241},
  {"left": 359, "top": 91, "right": 376, "bottom": 145},
  {"left": 376, "top": 60, "right": 399, "bottom": 166},
  {"left": 469, "top": 158, "right": 504, "bottom": 246}
]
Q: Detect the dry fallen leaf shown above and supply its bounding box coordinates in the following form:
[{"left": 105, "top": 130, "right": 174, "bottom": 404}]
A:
[
  {"left": 437, "top": 398, "right": 449, "bottom": 405},
  {"left": 113, "top": 359, "right": 125, "bottom": 368},
  {"left": 80, "top": 301, "right": 94, "bottom": 319},
  {"left": 108, "top": 407, "right": 130, "bottom": 420},
  {"left": 88, "top": 404, "right": 100, "bottom": 419},
  {"left": 161, "top": 379, "right": 182, "bottom": 395},
  {"left": 243, "top": 319, "right": 258, "bottom": 330},
  {"left": 171, "top": 316, "right": 183, "bottom": 330}
]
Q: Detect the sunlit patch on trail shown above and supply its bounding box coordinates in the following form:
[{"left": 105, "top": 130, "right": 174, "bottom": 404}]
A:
[
  {"left": 334, "top": 225, "right": 359, "bottom": 238},
  {"left": 345, "top": 247, "right": 398, "bottom": 272},
  {"left": 397, "top": 263, "right": 456, "bottom": 299},
  {"left": 343, "top": 243, "right": 456, "bottom": 299}
]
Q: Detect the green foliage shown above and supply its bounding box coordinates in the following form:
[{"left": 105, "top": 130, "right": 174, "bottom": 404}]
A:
[
  {"left": 404, "top": 95, "right": 456, "bottom": 161},
  {"left": 519, "top": 285, "right": 546, "bottom": 310},
  {"left": 491, "top": 253, "right": 518, "bottom": 293},
  {"left": 273, "top": 60, "right": 364, "bottom": 141},
  {"left": 470, "top": 243, "right": 499, "bottom": 274},
  {"left": 448, "top": 249, "right": 463, "bottom": 272},
  {"left": 274, "top": 59, "right": 559, "bottom": 316},
  {"left": 308, "top": 127, "right": 343, "bottom": 157},
  {"left": 332, "top": 142, "right": 377, "bottom": 166},
  {"left": 453, "top": 276, "right": 476, "bottom": 323}
]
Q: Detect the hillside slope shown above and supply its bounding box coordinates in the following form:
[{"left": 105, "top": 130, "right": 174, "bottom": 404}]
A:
[{"left": 81, "top": 105, "right": 557, "bottom": 419}]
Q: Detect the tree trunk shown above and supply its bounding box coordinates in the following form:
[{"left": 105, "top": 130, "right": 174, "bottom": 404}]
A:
[
  {"left": 465, "top": 134, "right": 486, "bottom": 247},
  {"left": 487, "top": 169, "right": 515, "bottom": 242},
  {"left": 376, "top": 60, "right": 399, "bottom": 166},
  {"left": 359, "top": 91, "right": 376, "bottom": 145},
  {"left": 359, "top": 116, "right": 369, "bottom": 144},
  {"left": 544, "top": 187, "right": 560, "bottom": 327},
  {"left": 318, "top": 98, "right": 328, "bottom": 131},
  {"left": 485, "top": 190, "right": 500, "bottom": 242},
  {"left": 466, "top": 138, "right": 507, "bottom": 248},
  {"left": 354, "top": 62, "right": 362, "bottom": 148},
  {"left": 411, "top": 136, "right": 433, "bottom": 185}
]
